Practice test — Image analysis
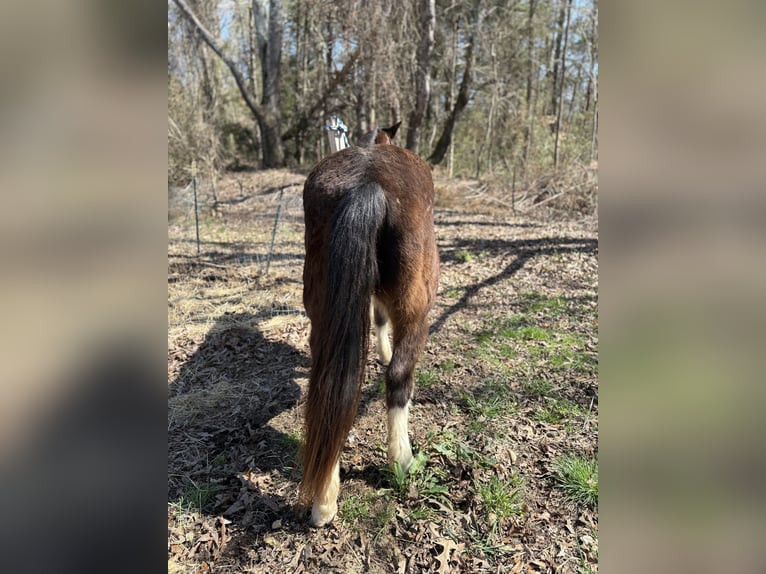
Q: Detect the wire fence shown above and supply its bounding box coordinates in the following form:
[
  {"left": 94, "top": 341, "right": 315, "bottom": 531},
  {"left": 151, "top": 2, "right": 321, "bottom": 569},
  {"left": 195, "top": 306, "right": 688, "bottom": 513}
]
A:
[{"left": 169, "top": 167, "right": 305, "bottom": 277}]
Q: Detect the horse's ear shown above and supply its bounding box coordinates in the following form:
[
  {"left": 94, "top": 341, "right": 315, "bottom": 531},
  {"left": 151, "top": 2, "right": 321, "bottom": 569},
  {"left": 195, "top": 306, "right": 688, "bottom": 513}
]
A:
[{"left": 383, "top": 121, "right": 402, "bottom": 140}]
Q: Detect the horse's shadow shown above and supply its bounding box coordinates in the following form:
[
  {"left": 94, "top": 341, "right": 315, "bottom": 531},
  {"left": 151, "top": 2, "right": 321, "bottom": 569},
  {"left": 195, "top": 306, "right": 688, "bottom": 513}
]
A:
[{"left": 168, "top": 312, "right": 308, "bottom": 539}]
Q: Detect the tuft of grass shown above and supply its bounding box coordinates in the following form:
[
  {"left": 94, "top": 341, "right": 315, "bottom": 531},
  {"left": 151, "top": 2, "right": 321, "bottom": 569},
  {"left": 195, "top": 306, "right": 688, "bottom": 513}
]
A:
[
  {"left": 478, "top": 474, "right": 524, "bottom": 521},
  {"left": 460, "top": 378, "right": 515, "bottom": 431},
  {"left": 375, "top": 374, "right": 386, "bottom": 394},
  {"left": 518, "top": 291, "right": 568, "bottom": 315},
  {"left": 416, "top": 369, "right": 438, "bottom": 388},
  {"left": 173, "top": 480, "right": 220, "bottom": 515},
  {"left": 465, "top": 394, "right": 504, "bottom": 420},
  {"left": 280, "top": 430, "right": 302, "bottom": 451},
  {"left": 504, "top": 325, "right": 553, "bottom": 342},
  {"left": 553, "top": 454, "right": 598, "bottom": 508},
  {"left": 340, "top": 492, "right": 397, "bottom": 536},
  {"left": 427, "top": 430, "right": 494, "bottom": 469},
  {"left": 520, "top": 379, "right": 555, "bottom": 397},
  {"left": 340, "top": 492, "right": 376, "bottom": 528},
  {"left": 439, "top": 359, "right": 457, "bottom": 373},
  {"left": 408, "top": 502, "right": 434, "bottom": 522},
  {"left": 444, "top": 287, "right": 465, "bottom": 298},
  {"left": 384, "top": 447, "right": 452, "bottom": 507},
  {"left": 534, "top": 397, "right": 587, "bottom": 424},
  {"left": 454, "top": 249, "right": 476, "bottom": 263}
]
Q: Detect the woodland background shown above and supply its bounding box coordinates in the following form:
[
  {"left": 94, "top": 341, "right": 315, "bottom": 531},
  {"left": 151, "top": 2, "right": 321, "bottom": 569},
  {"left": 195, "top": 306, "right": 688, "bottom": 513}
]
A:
[{"left": 168, "top": 0, "right": 598, "bottom": 214}]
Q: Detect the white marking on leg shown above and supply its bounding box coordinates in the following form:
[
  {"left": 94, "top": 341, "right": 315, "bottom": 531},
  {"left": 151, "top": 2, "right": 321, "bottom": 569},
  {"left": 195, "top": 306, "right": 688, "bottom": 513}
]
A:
[
  {"left": 376, "top": 320, "right": 392, "bottom": 365},
  {"left": 372, "top": 297, "right": 392, "bottom": 365},
  {"left": 387, "top": 403, "right": 413, "bottom": 473},
  {"left": 310, "top": 458, "right": 340, "bottom": 527}
]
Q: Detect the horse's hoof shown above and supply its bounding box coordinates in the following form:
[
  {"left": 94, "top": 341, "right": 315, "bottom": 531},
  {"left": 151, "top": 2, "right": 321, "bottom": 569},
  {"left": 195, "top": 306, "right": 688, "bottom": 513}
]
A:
[{"left": 309, "top": 502, "right": 337, "bottom": 528}]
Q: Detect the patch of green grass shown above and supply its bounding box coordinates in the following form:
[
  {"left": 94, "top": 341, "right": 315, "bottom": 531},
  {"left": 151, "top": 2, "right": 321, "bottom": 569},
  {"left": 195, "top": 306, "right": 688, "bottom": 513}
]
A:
[
  {"left": 408, "top": 502, "right": 435, "bottom": 522},
  {"left": 373, "top": 505, "right": 396, "bottom": 533},
  {"left": 553, "top": 454, "right": 598, "bottom": 508},
  {"left": 520, "top": 379, "right": 555, "bottom": 397},
  {"left": 426, "top": 430, "right": 494, "bottom": 469},
  {"left": 472, "top": 326, "right": 516, "bottom": 373},
  {"left": 478, "top": 474, "right": 524, "bottom": 521},
  {"left": 570, "top": 349, "right": 598, "bottom": 375},
  {"left": 385, "top": 433, "right": 497, "bottom": 507},
  {"left": 280, "top": 431, "right": 302, "bottom": 451},
  {"left": 460, "top": 378, "right": 515, "bottom": 431},
  {"left": 465, "top": 394, "right": 504, "bottom": 420},
  {"left": 444, "top": 287, "right": 465, "bottom": 298},
  {"left": 497, "top": 344, "right": 516, "bottom": 359},
  {"left": 518, "top": 291, "right": 568, "bottom": 316},
  {"left": 476, "top": 330, "right": 494, "bottom": 346},
  {"left": 375, "top": 374, "right": 386, "bottom": 394},
  {"left": 504, "top": 325, "right": 553, "bottom": 342},
  {"left": 534, "top": 398, "right": 587, "bottom": 424},
  {"left": 416, "top": 369, "right": 438, "bottom": 388},
  {"left": 439, "top": 359, "right": 457, "bottom": 373},
  {"left": 340, "top": 492, "right": 397, "bottom": 536},
  {"left": 454, "top": 249, "right": 476, "bottom": 263},
  {"left": 520, "top": 332, "right": 596, "bottom": 376},
  {"left": 385, "top": 451, "right": 451, "bottom": 505},
  {"left": 173, "top": 480, "right": 221, "bottom": 514},
  {"left": 340, "top": 492, "right": 376, "bottom": 527}
]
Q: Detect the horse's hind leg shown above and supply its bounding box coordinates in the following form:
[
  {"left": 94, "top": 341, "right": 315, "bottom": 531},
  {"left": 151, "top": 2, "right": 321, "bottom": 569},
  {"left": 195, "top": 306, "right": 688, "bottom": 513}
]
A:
[
  {"left": 372, "top": 296, "right": 392, "bottom": 365},
  {"left": 385, "top": 316, "right": 429, "bottom": 473},
  {"left": 310, "top": 457, "right": 340, "bottom": 527}
]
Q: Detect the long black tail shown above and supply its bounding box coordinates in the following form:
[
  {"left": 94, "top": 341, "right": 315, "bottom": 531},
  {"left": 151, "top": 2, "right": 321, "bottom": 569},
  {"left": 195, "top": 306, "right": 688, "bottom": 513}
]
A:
[{"left": 300, "top": 182, "right": 386, "bottom": 505}]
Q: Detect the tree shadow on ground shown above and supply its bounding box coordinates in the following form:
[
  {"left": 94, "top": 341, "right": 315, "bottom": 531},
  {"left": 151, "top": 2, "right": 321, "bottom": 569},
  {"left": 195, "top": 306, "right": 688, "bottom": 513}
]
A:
[
  {"left": 432, "top": 235, "right": 598, "bottom": 335},
  {"left": 168, "top": 311, "right": 310, "bottom": 555}
]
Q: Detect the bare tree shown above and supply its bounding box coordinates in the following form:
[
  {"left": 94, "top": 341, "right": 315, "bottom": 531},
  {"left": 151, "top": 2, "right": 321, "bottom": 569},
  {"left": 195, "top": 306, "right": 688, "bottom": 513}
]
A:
[
  {"left": 553, "top": 0, "right": 573, "bottom": 170},
  {"left": 428, "top": 1, "right": 484, "bottom": 166},
  {"left": 172, "top": 0, "right": 285, "bottom": 167},
  {"left": 549, "top": 0, "right": 567, "bottom": 118}
]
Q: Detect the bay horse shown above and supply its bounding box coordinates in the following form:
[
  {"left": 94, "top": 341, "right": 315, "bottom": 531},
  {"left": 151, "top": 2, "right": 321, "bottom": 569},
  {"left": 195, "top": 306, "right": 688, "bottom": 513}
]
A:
[{"left": 300, "top": 122, "right": 439, "bottom": 526}]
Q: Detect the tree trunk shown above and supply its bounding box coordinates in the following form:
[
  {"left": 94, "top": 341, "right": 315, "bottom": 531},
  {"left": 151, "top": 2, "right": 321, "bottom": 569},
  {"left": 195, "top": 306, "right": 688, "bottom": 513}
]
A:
[
  {"left": 447, "top": 17, "right": 458, "bottom": 177},
  {"left": 257, "top": 0, "right": 285, "bottom": 167},
  {"left": 523, "top": 0, "right": 536, "bottom": 182},
  {"left": 553, "top": 0, "right": 572, "bottom": 170},
  {"left": 428, "top": 5, "right": 483, "bottom": 166},
  {"left": 550, "top": 0, "right": 566, "bottom": 117},
  {"left": 590, "top": 0, "right": 599, "bottom": 163},
  {"left": 405, "top": 0, "right": 435, "bottom": 153}
]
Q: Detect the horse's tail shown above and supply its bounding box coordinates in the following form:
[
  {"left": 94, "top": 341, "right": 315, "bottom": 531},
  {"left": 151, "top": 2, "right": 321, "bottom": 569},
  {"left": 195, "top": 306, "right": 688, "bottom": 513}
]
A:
[{"left": 300, "top": 182, "right": 387, "bottom": 506}]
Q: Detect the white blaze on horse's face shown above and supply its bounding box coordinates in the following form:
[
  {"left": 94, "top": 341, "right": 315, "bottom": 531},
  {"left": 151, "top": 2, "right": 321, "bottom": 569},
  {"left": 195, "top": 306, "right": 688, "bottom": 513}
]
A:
[{"left": 387, "top": 404, "right": 413, "bottom": 473}]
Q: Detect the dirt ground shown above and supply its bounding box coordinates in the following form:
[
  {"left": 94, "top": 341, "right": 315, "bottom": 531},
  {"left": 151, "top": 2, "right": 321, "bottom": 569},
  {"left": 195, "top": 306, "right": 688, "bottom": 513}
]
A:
[{"left": 168, "top": 168, "right": 598, "bottom": 573}]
